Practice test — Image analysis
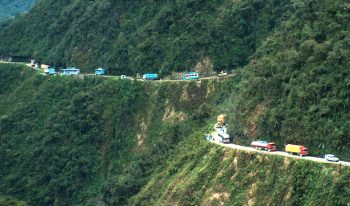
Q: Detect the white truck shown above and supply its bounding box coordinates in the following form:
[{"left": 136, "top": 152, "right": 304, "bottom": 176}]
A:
[{"left": 218, "top": 130, "right": 230, "bottom": 143}]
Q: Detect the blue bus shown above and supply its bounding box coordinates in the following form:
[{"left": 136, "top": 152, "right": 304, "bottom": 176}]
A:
[
  {"left": 95, "top": 68, "right": 106, "bottom": 75},
  {"left": 183, "top": 72, "right": 199, "bottom": 80},
  {"left": 61, "top": 67, "right": 80, "bottom": 76},
  {"left": 143, "top": 73, "right": 159, "bottom": 80}
]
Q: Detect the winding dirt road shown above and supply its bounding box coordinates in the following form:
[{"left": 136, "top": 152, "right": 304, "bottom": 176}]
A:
[
  {"left": 210, "top": 131, "right": 350, "bottom": 167},
  {"left": 0, "top": 61, "right": 235, "bottom": 82},
  {"left": 3, "top": 61, "right": 348, "bottom": 166}
]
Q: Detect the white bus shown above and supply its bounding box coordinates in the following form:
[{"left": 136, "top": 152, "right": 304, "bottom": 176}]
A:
[{"left": 61, "top": 67, "right": 80, "bottom": 76}]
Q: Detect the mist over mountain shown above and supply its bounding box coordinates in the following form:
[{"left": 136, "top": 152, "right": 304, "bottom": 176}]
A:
[{"left": 0, "top": 0, "right": 35, "bottom": 21}]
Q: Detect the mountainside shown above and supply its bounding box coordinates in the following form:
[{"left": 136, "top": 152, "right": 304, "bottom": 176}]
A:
[
  {"left": 1, "top": 62, "right": 350, "bottom": 205},
  {"left": 230, "top": 0, "right": 350, "bottom": 160},
  {"left": 0, "top": 0, "right": 293, "bottom": 74},
  {"left": 0, "top": 64, "right": 235, "bottom": 205},
  {"left": 131, "top": 143, "right": 350, "bottom": 206},
  {"left": 1, "top": 0, "right": 350, "bottom": 205},
  {"left": 0, "top": 0, "right": 35, "bottom": 21}
]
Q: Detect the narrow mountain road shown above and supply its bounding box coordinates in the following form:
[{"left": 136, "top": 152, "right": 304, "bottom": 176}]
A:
[
  {"left": 2, "top": 61, "right": 349, "bottom": 166},
  {"left": 86, "top": 73, "right": 235, "bottom": 82},
  {"left": 210, "top": 134, "right": 350, "bottom": 167},
  {"left": 0, "top": 61, "right": 234, "bottom": 82}
]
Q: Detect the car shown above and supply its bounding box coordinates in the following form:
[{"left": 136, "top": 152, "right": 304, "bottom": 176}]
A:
[
  {"left": 218, "top": 71, "right": 228, "bottom": 77},
  {"left": 121, "top": 75, "right": 128, "bottom": 79},
  {"left": 324, "top": 154, "right": 339, "bottom": 162}
]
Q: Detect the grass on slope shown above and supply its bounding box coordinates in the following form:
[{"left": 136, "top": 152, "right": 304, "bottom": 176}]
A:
[
  {"left": 131, "top": 133, "right": 350, "bottom": 206},
  {"left": 0, "top": 63, "right": 236, "bottom": 205}
]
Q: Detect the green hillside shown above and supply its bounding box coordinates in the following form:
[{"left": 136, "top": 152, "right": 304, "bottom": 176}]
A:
[
  {"left": 0, "top": 0, "right": 35, "bottom": 21},
  {"left": 0, "top": 64, "right": 234, "bottom": 205},
  {"left": 1, "top": 0, "right": 350, "bottom": 205},
  {"left": 230, "top": 0, "right": 350, "bottom": 160},
  {"left": 1, "top": 61, "right": 350, "bottom": 205},
  {"left": 131, "top": 142, "right": 350, "bottom": 206},
  {"left": 0, "top": 0, "right": 293, "bottom": 74}
]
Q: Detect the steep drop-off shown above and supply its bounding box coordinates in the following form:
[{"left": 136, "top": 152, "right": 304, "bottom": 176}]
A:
[
  {"left": 1, "top": 64, "right": 349, "bottom": 206},
  {"left": 131, "top": 138, "right": 350, "bottom": 206},
  {"left": 230, "top": 0, "right": 350, "bottom": 160},
  {"left": 1, "top": 0, "right": 350, "bottom": 204},
  {"left": 0, "top": 64, "right": 234, "bottom": 205}
]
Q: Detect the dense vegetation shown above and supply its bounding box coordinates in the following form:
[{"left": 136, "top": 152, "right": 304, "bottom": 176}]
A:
[
  {"left": 1, "top": 61, "right": 349, "bottom": 205},
  {"left": 0, "top": 0, "right": 294, "bottom": 74},
  {"left": 0, "top": 0, "right": 35, "bottom": 21},
  {"left": 0, "top": 64, "right": 233, "bottom": 205},
  {"left": 230, "top": 0, "right": 350, "bottom": 160},
  {"left": 131, "top": 139, "right": 350, "bottom": 206},
  {"left": 1, "top": 0, "right": 350, "bottom": 205},
  {"left": 0, "top": 196, "right": 27, "bottom": 206}
]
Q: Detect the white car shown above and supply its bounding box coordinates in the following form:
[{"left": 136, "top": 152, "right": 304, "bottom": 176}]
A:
[
  {"left": 121, "top": 75, "right": 128, "bottom": 79},
  {"left": 324, "top": 154, "right": 339, "bottom": 162},
  {"left": 218, "top": 71, "right": 228, "bottom": 77}
]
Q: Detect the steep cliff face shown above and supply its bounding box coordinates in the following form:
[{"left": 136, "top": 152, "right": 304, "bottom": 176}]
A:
[
  {"left": 1, "top": 62, "right": 349, "bottom": 205},
  {"left": 131, "top": 140, "right": 350, "bottom": 206},
  {"left": 231, "top": 0, "right": 350, "bottom": 160},
  {"left": 1, "top": 0, "right": 350, "bottom": 205},
  {"left": 0, "top": 64, "right": 234, "bottom": 205}
]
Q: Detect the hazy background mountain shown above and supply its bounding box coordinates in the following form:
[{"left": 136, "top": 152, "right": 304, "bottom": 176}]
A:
[{"left": 0, "top": 0, "right": 36, "bottom": 21}]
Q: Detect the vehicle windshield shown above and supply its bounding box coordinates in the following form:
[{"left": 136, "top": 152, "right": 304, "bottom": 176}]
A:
[{"left": 328, "top": 155, "right": 335, "bottom": 157}]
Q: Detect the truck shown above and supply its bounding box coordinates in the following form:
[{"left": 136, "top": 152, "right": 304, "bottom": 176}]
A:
[
  {"left": 218, "top": 130, "right": 230, "bottom": 143},
  {"left": 216, "top": 115, "right": 225, "bottom": 128},
  {"left": 95, "top": 68, "right": 106, "bottom": 75},
  {"left": 48, "top": 67, "right": 56, "bottom": 75},
  {"left": 285, "top": 144, "right": 308, "bottom": 157},
  {"left": 44, "top": 67, "right": 55, "bottom": 75},
  {"left": 143, "top": 73, "right": 159, "bottom": 80},
  {"left": 251, "top": 141, "right": 277, "bottom": 152},
  {"left": 40, "top": 64, "right": 49, "bottom": 70}
]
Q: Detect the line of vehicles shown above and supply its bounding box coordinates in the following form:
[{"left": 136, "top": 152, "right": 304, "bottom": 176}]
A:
[
  {"left": 207, "top": 115, "right": 341, "bottom": 163},
  {"left": 40, "top": 65, "right": 202, "bottom": 80},
  {"left": 30, "top": 61, "right": 227, "bottom": 80}
]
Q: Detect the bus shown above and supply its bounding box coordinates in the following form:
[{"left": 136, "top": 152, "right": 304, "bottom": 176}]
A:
[
  {"left": 143, "top": 73, "right": 159, "bottom": 80},
  {"left": 183, "top": 72, "right": 199, "bottom": 80},
  {"left": 95, "top": 68, "right": 106, "bottom": 75},
  {"left": 61, "top": 67, "right": 80, "bottom": 76}
]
